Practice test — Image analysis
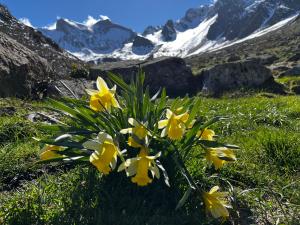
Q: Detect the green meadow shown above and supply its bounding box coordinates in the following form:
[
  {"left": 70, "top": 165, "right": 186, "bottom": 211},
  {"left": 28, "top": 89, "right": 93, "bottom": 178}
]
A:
[{"left": 0, "top": 95, "right": 299, "bottom": 225}]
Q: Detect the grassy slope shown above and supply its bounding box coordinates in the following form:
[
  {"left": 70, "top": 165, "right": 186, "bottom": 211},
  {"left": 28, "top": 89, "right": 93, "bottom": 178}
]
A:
[{"left": 0, "top": 96, "right": 299, "bottom": 225}]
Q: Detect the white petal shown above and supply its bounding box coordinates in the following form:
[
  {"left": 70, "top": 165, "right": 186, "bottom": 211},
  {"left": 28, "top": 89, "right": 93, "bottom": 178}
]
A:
[
  {"left": 96, "top": 77, "right": 109, "bottom": 91},
  {"left": 161, "top": 128, "right": 167, "bottom": 137},
  {"left": 120, "top": 128, "right": 133, "bottom": 134},
  {"left": 98, "top": 132, "right": 113, "bottom": 143},
  {"left": 86, "top": 89, "right": 98, "bottom": 96},
  {"left": 83, "top": 140, "right": 101, "bottom": 151},
  {"left": 166, "top": 109, "right": 173, "bottom": 119},
  {"left": 128, "top": 118, "right": 139, "bottom": 126}
]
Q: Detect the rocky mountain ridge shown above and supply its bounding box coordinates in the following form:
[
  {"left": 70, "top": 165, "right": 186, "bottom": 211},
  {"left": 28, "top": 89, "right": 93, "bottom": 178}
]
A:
[{"left": 39, "top": 0, "right": 300, "bottom": 62}]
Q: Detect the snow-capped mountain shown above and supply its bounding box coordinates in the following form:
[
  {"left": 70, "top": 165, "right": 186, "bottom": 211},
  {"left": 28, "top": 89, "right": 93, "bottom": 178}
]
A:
[{"left": 39, "top": 0, "right": 300, "bottom": 62}]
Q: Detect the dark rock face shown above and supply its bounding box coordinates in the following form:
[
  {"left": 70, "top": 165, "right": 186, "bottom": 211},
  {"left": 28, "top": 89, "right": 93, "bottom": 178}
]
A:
[
  {"left": 198, "top": 60, "right": 283, "bottom": 96},
  {"left": 246, "top": 55, "right": 279, "bottom": 65},
  {"left": 291, "top": 85, "right": 300, "bottom": 94},
  {"left": 48, "top": 79, "right": 95, "bottom": 98},
  {"left": 132, "top": 36, "right": 154, "bottom": 55},
  {"left": 207, "top": 0, "right": 300, "bottom": 41},
  {"left": 0, "top": 4, "right": 82, "bottom": 79},
  {"left": 287, "top": 53, "right": 300, "bottom": 62},
  {"left": 162, "top": 20, "right": 177, "bottom": 42},
  {"left": 280, "top": 65, "right": 300, "bottom": 76},
  {"left": 90, "top": 57, "right": 197, "bottom": 96},
  {"left": 142, "top": 26, "right": 161, "bottom": 36},
  {"left": 0, "top": 32, "right": 52, "bottom": 98}
]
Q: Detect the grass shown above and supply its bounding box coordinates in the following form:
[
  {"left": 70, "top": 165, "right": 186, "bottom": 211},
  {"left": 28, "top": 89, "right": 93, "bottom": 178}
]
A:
[
  {"left": 0, "top": 96, "right": 299, "bottom": 225},
  {"left": 276, "top": 76, "right": 300, "bottom": 93}
]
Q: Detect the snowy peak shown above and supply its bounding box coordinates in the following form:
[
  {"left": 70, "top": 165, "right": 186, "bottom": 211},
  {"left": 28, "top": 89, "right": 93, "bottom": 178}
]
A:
[
  {"left": 40, "top": 16, "right": 136, "bottom": 55},
  {"left": 39, "top": 0, "right": 300, "bottom": 62}
]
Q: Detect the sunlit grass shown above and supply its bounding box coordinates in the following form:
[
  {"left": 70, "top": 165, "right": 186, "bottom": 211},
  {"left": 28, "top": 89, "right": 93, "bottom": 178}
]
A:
[{"left": 0, "top": 95, "right": 299, "bottom": 224}]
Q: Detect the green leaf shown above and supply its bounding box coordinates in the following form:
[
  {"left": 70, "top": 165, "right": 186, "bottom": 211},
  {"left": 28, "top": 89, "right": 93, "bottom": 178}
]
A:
[
  {"left": 107, "top": 72, "right": 133, "bottom": 93},
  {"left": 199, "top": 140, "right": 240, "bottom": 149},
  {"left": 175, "top": 187, "right": 194, "bottom": 210}
]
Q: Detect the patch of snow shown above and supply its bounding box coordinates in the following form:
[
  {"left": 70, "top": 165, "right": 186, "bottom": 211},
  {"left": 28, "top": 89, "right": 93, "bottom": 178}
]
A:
[
  {"left": 19, "top": 17, "right": 35, "bottom": 28},
  {"left": 153, "top": 14, "right": 218, "bottom": 57}
]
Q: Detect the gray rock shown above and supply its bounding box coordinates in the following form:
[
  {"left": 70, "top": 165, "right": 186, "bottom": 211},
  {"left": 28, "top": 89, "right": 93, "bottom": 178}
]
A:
[
  {"left": 132, "top": 36, "right": 154, "bottom": 55},
  {"left": 48, "top": 79, "right": 95, "bottom": 98},
  {"left": 90, "top": 57, "right": 196, "bottom": 96},
  {"left": 227, "top": 55, "right": 241, "bottom": 62},
  {"left": 0, "top": 32, "right": 53, "bottom": 98},
  {"left": 162, "top": 20, "right": 177, "bottom": 42},
  {"left": 287, "top": 53, "right": 300, "bottom": 62},
  {"left": 280, "top": 65, "right": 300, "bottom": 77},
  {"left": 199, "top": 60, "right": 283, "bottom": 96}
]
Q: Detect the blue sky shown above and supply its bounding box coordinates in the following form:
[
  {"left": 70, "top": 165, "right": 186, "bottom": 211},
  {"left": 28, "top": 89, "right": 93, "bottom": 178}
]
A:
[{"left": 0, "top": 0, "right": 212, "bottom": 32}]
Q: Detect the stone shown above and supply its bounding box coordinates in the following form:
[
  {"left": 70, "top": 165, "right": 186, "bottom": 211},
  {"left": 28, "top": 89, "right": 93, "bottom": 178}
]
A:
[
  {"left": 0, "top": 32, "right": 53, "bottom": 98},
  {"left": 198, "top": 60, "right": 284, "bottom": 96},
  {"left": 280, "top": 65, "right": 300, "bottom": 77},
  {"left": 287, "top": 53, "right": 300, "bottom": 62},
  {"left": 90, "top": 57, "right": 197, "bottom": 97}
]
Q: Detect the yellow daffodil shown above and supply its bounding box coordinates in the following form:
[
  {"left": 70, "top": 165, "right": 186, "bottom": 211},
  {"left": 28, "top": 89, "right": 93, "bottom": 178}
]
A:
[
  {"left": 118, "top": 148, "right": 161, "bottom": 186},
  {"left": 86, "top": 77, "right": 120, "bottom": 112},
  {"left": 198, "top": 128, "right": 215, "bottom": 141},
  {"left": 120, "top": 118, "right": 151, "bottom": 148},
  {"left": 40, "top": 145, "right": 64, "bottom": 160},
  {"left": 203, "top": 186, "right": 231, "bottom": 219},
  {"left": 158, "top": 109, "right": 189, "bottom": 140},
  {"left": 83, "top": 132, "right": 120, "bottom": 175},
  {"left": 205, "top": 147, "right": 236, "bottom": 170}
]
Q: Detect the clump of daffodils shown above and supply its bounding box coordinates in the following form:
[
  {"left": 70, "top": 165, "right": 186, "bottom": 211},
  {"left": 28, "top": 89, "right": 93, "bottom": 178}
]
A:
[{"left": 38, "top": 71, "right": 239, "bottom": 221}]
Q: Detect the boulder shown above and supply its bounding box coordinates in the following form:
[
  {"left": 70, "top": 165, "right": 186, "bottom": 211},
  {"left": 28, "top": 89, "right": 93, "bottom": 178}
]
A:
[
  {"left": 280, "top": 65, "right": 300, "bottom": 77},
  {"left": 0, "top": 32, "right": 53, "bottom": 98},
  {"left": 287, "top": 53, "right": 300, "bottom": 62},
  {"left": 227, "top": 55, "right": 241, "bottom": 62},
  {"left": 90, "top": 57, "right": 197, "bottom": 96},
  {"left": 246, "top": 55, "right": 278, "bottom": 65},
  {"left": 199, "top": 60, "right": 283, "bottom": 96},
  {"left": 48, "top": 79, "right": 95, "bottom": 98}
]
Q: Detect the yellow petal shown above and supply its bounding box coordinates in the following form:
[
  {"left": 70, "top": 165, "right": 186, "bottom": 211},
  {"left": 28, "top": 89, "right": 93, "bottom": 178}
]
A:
[{"left": 158, "top": 119, "right": 168, "bottom": 129}]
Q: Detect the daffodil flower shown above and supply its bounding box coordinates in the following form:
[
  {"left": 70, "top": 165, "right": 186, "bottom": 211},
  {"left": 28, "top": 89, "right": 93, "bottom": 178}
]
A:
[
  {"left": 205, "top": 147, "right": 236, "bottom": 170},
  {"left": 203, "top": 186, "right": 231, "bottom": 219},
  {"left": 40, "top": 145, "right": 64, "bottom": 160},
  {"left": 158, "top": 109, "right": 189, "bottom": 140},
  {"left": 83, "top": 132, "right": 121, "bottom": 175},
  {"left": 118, "top": 148, "right": 161, "bottom": 186},
  {"left": 86, "top": 77, "right": 120, "bottom": 112},
  {"left": 197, "top": 128, "right": 215, "bottom": 141},
  {"left": 120, "top": 118, "right": 151, "bottom": 148}
]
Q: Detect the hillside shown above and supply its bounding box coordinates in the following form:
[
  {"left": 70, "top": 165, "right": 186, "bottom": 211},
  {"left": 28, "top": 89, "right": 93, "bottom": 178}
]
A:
[
  {"left": 0, "top": 4, "right": 83, "bottom": 78},
  {"left": 186, "top": 14, "right": 300, "bottom": 76}
]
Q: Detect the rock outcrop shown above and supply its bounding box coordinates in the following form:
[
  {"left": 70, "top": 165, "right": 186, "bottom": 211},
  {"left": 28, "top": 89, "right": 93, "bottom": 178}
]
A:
[
  {"left": 90, "top": 57, "right": 196, "bottom": 96},
  {"left": 161, "top": 20, "right": 177, "bottom": 42},
  {"left": 198, "top": 60, "right": 284, "bottom": 96},
  {"left": 132, "top": 36, "right": 155, "bottom": 55},
  {"left": 0, "top": 32, "right": 53, "bottom": 98}
]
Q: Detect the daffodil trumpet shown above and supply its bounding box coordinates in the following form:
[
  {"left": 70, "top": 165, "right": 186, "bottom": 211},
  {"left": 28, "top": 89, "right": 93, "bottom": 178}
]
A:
[
  {"left": 118, "top": 148, "right": 161, "bottom": 186},
  {"left": 158, "top": 109, "right": 189, "bottom": 140},
  {"left": 86, "top": 76, "right": 120, "bottom": 112},
  {"left": 205, "top": 147, "right": 236, "bottom": 170},
  {"left": 120, "top": 118, "right": 151, "bottom": 148},
  {"left": 83, "top": 132, "right": 121, "bottom": 175},
  {"left": 203, "top": 186, "right": 231, "bottom": 219}
]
